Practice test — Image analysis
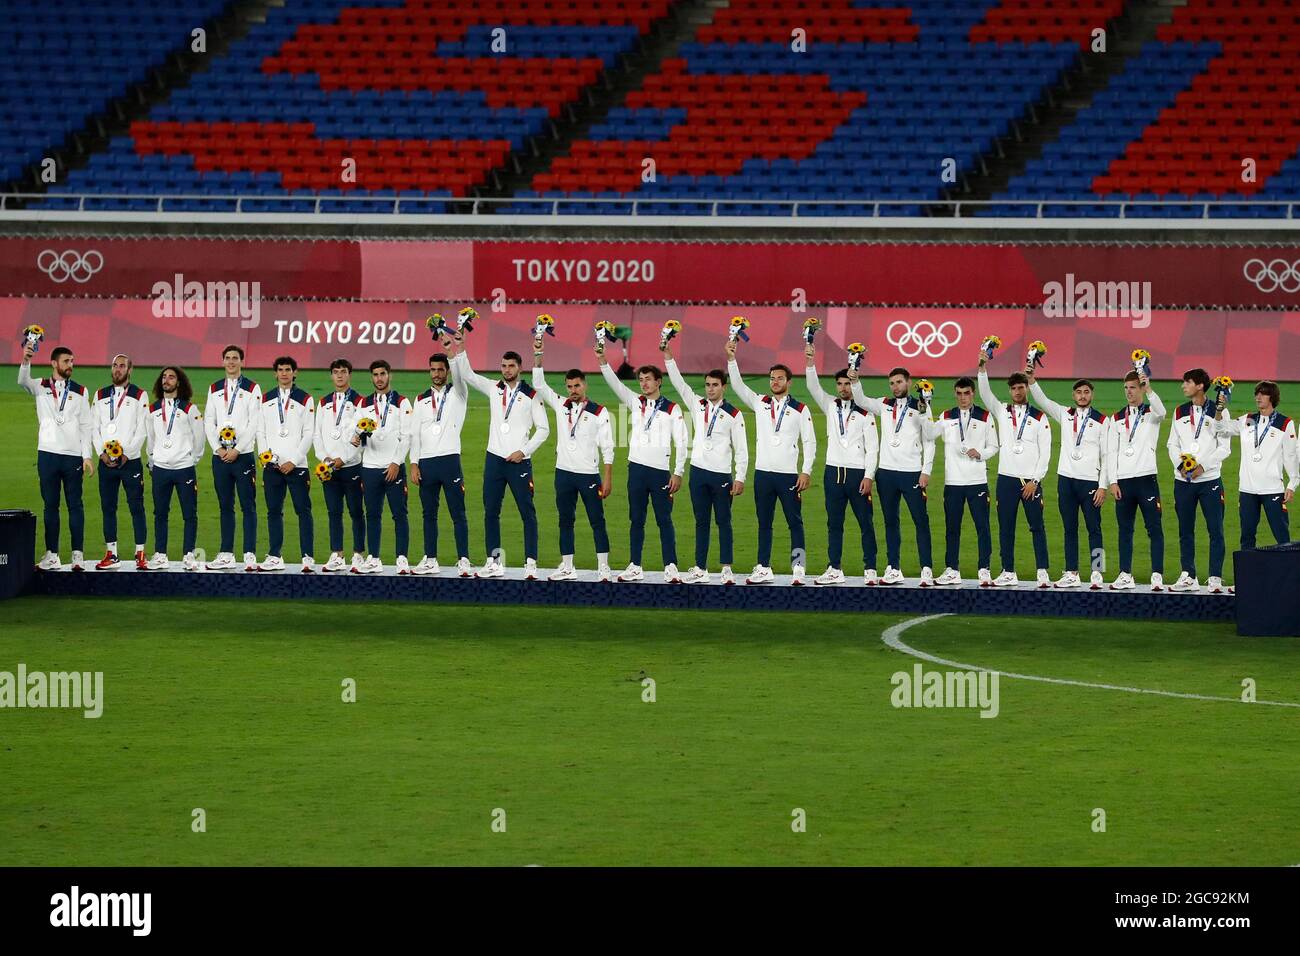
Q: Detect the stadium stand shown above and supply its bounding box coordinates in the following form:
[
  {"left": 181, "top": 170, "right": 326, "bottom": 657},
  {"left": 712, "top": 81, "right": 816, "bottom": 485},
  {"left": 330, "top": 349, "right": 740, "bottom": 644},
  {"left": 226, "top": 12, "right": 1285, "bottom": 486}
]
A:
[{"left": 5, "top": 0, "right": 1300, "bottom": 218}]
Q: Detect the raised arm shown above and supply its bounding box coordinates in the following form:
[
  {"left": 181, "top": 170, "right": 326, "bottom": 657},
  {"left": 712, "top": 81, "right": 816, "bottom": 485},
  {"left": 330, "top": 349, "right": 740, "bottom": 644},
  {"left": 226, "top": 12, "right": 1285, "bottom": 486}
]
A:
[
  {"left": 664, "top": 357, "right": 698, "bottom": 409},
  {"left": 1145, "top": 383, "right": 1167, "bottom": 424},
  {"left": 530, "top": 366, "right": 562, "bottom": 411},
  {"left": 977, "top": 368, "right": 1002, "bottom": 417},
  {"left": 17, "top": 358, "right": 40, "bottom": 397},
  {"left": 849, "top": 380, "right": 885, "bottom": 417},
  {"left": 1028, "top": 380, "right": 1065, "bottom": 421},
  {"left": 452, "top": 349, "right": 495, "bottom": 397},
  {"left": 725, "top": 358, "right": 759, "bottom": 411},
  {"left": 599, "top": 359, "right": 639, "bottom": 408},
  {"left": 803, "top": 363, "right": 831, "bottom": 414}
]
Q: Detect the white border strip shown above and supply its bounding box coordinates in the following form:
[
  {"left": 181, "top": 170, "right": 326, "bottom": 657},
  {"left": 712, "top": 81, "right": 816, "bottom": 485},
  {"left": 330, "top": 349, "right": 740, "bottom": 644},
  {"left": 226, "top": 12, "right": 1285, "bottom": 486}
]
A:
[
  {"left": 3, "top": 211, "right": 1300, "bottom": 230},
  {"left": 882, "top": 613, "right": 1300, "bottom": 708}
]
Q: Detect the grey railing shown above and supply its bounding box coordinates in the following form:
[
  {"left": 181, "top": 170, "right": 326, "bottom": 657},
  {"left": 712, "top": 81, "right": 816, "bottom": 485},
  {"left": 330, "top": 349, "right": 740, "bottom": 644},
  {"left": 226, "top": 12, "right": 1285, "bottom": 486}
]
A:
[{"left": 1, "top": 192, "right": 1296, "bottom": 219}]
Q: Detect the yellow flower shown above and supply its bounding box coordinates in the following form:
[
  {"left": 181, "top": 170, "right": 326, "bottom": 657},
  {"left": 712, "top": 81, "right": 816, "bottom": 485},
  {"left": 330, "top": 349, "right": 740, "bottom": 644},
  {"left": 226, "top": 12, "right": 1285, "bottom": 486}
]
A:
[
  {"left": 425, "top": 313, "right": 446, "bottom": 331},
  {"left": 1214, "top": 375, "right": 1234, "bottom": 390},
  {"left": 1029, "top": 340, "right": 1047, "bottom": 354},
  {"left": 664, "top": 320, "right": 681, "bottom": 332},
  {"left": 104, "top": 440, "right": 123, "bottom": 458},
  {"left": 847, "top": 342, "right": 866, "bottom": 354},
  {"left": 730, "top": 315, "right": 750, "bottom": 328},
  {"left": 803, "top": 317, "right": 821, "bottom": 330},
  {"left": 355, "top": 418, "right": 377, "bottom": 434},
  {"left": 595, "top": 320, "right": 616, "bottom": 334},
  {"left": 24, "top": 324, "right": 45, "bottom": 337},
  {"left": 1132, "top": 348, "right": 1151, "bottom": 363},
  {"left": 258, "top": 450, "right": 274, "bottom": 465},
  {"left": 915, "top": 379, "right": 934, "bottom": 393},
  {"left": 314, "top": 461, "right": 334, "bottom": 481},
  {"left": 458, "top": 307, "right": 478, "bottom": 321},
  {"left": 1179, "top": 453, "right": 1199, "bottom": 474},
  {"left": 219, "top": 426, "right": 236, "bottom": 443},
  {"left": 536, "top": 313, "right": 554, "bottom": 326},
  {"left": 982, "top": 335, "right": 1002, "bottom": 349}
]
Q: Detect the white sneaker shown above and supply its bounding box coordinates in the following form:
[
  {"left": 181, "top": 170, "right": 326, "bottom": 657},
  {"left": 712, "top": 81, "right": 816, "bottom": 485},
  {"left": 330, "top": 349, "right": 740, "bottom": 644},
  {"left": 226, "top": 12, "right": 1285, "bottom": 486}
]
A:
[
  {"left": 864, "top": 568, "right": 879, "bottom": 586},
  {"left": 350, "top": 552, "right": 365, "bottom": 572},
  {"left": 243, "top": 551, "right": 258, "bottom": 572},
  {"left": 456, "top": 557, "right": 473, "bottom": 577},
  {"left": 70, "top": 550, "right": 84, "bottom": 571},
  {"left": 978, "top": 568, "right": 993, "bottom": 587},
  {"left": 720, "top": 566, "right": 735, "bottom": 586},
  {"left": 301, "top": 556, "right": 315, "bottom": 573},
  {"left": 183, "top": 552, "right": 200, "bottom": 572},
  {"left": 1207, "top": 576, "right": 1225, "bottom": 593},
  {"left": 1171, "top": 572, "right": 1199, "bottom": 592},
  {"left": 791, "top": 564, "right": 806, "bottom": 586},
  {"left": 358, "top": 555, "right": 383, "bottom": 575},
  {"left": 597, "top": 565, "right": 611, "bottom": 583},
  {"left": 477, "top": 558, "right": 504, "bottom": 579},
  {"left": 147, "top": 552, "right": 169, "bottom": 570},
  {"left": 919, "top": 567, "right": 934, "bottom": 587},
  {"left": 323, "top": 552, "right": 347, "bottom": 572},
  {"left": 1150, "top": 572, "right": 1165, "bottom": 592},
  {"left": 1109, "top": 571, "right": 1136, "bottom": 590},
  {"left": 815, "top": 566, "right": 845, "bottom": 586},
  {"left": 618, "top": 563, "right": 643, "bottom": 582},
  {"left": 682, "top": 566, "right": 710, "bottom": 584},
  {"left": 259, "top": 555, "right": 285, "bottom": 572},
  {"left": 37, "top": 551, "right": 61, "bottom": 571},
  {"left": 880, "top": 567, "right": 904, "bottom": 585},
  {"left": 1036, "top": 569, "right": 1051, "bottom": 588},
  {"left": 206, "top": 551, "right": 235, "bottom": 570},
  {"left": 394, "top": 556, "right": 411, "bottom": 575},
  {"left": 992, "top": 571, "right": 1019, "bottom": 587},
  {"left": 549, "top": 564, "right": 577, "bottom": 582},
  {"left": 1054, "top": 571, "right": 1081, "bottom": 589},
  {"left": 663, "top": 562, "right": 680, "bottom": 583},
  {"left": 524, "top": 558, "right": 538, "bottom": 580},
  {"left": 411, "top": 556, "right": 439, "bottom": 576},
  {"left": 746, "top": 565, "right": 774, "bottom": 584},
  {"left": 935, "top": 568, "right": 962, "bottom": 586},
  {"left": 1089, "top": 571, "right": 1104, "bottom": 590}
]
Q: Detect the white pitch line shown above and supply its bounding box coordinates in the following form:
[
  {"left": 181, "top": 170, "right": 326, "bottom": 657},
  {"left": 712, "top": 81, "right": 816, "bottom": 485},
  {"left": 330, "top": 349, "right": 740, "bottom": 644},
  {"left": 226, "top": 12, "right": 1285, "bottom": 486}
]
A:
[{"left": 882, "top": 613, "right": 1300, "bottom": 709}]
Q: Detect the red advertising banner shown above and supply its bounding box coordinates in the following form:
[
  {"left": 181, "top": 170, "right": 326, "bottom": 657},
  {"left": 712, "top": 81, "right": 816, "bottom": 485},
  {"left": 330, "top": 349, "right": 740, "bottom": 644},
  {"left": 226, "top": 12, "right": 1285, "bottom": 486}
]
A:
[
  {"left": 4, "top": 237, "right": 1300, "bottom": 308},
  {"left": 5, "top": 297, "right": 1297, "bottom": 382}
]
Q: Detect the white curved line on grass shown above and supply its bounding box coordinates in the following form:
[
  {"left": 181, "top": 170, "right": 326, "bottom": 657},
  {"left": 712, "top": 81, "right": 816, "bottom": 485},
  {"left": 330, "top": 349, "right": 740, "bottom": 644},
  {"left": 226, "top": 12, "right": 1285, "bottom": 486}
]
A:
[{"left": 882, "top": 614, "right": 1300, "bottom": 709}]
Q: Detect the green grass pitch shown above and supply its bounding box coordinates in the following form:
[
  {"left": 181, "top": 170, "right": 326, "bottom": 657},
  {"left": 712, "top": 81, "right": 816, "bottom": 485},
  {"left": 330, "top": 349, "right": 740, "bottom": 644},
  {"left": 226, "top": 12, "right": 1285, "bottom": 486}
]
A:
[
  {"left": 6, "top": 365, "right": 1294, "bottom": 581},
  {"left": 2, "top": 597, "right": 1298, "bottom": 866}
]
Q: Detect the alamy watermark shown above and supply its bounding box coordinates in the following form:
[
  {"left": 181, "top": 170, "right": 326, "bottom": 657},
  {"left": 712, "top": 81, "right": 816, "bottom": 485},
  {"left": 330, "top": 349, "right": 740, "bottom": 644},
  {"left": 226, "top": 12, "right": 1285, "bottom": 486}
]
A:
[
  {"left": 0, "top": 664, "right": 103, "bottom": 718},
  {"left": 151, "top": 272, "right": 261, "bottom": 328},
  {"left": 1042, "top": 273, "right": 1151, "bottom": 329},
  {"left": 891, "top": 664, "right": 999, "bottom": 718}
]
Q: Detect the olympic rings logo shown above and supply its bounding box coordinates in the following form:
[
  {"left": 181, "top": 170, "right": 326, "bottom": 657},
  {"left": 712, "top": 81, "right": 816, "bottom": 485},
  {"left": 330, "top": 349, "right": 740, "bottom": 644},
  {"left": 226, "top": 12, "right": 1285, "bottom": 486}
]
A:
[
  {"left": 886, "top": 320, "right": 962, "bottom": 358},
  {"left": 1242, "top": 258, "right": 1300, "bottom": 294},
  {"left": 36, "top": 249, "right": 104, "bottom": 284}
]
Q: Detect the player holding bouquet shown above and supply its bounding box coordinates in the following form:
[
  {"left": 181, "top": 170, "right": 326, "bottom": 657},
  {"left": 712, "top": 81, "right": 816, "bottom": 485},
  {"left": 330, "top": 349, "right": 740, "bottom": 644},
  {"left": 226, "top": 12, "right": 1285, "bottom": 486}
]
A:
[
  {"left": 91, "top": 353, "right": 150, "bottom": 571},
  {"left": 1165, "top": 369, "right": 1233, "bottom": 592},
  {"left": 255, "top": 356, "right": 316, "bottom": 572}
]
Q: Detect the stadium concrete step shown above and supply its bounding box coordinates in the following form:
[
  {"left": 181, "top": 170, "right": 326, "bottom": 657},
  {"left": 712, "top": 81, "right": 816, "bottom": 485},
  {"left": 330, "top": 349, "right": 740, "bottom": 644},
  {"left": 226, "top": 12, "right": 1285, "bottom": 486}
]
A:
[
  {"left": 480, "top": 0, "right": 720, "bottom": 203},
  {"left": 937, "top": 0, "right": 1179, "bottom": 215}
]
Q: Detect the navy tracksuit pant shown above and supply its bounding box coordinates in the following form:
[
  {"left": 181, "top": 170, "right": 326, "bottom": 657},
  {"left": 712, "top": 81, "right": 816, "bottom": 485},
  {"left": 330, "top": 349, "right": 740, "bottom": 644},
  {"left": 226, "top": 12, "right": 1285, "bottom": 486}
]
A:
[
  {"left": 483, "top": 452, "right": 537, "bottom": 561},
  {"left": 556, "top": 468, "right": 609, "bottom": 557},
  {"left": 212, "top": 451, "right": 257, "bottom": 554},
  {"left": 824, "top": 465, "right": 876, "bottom": 570},
  {"left": 263, "top": 464, "right": 313, "bottom": 558},
  {"left": 627, "top": 461, "right": 676, "bottom": 566},
  {"left": 943, "top": 483, "right": 990, "bottom": 571},
  {"left": 688, "top": 466, "right": 733, "bottom": 568},
  {"left": 1057, "top": 474, "right": 1103, "bottom": 574},
  {"left": 152, "top": 464, "right": 197, "bottom": 555},
  {"left": 1239, "top": 491, "right": 1290, "bottom": 550},
  {"left": 98, "top": 456, "right": 147, "bottom": 548},
  {"left": 1174, "top": 477, "right": 1225, "bottom": 579},
  {"left": 418, "top": 454, "right": 469, "bottom": 559},
  {"left": 37, "top": 450, "right": 85, "bottom": 553},
  {"left": 995, "top": 473, "right": 1049, "bottom": 571},
  {"left": 322, "top": 463, "right": 365, "bottom": 554},
  {"left": 754, "top": 469, "right": 804, "bottom": 568},
  {"left": 362, "top": 464, "right": 409, "bottom": 558},
  {"left": 875, "top": 468, "right": 931, "bottom": 569},
  {"left": 1115, "top": 474, "right": 1164, "bottom": 574}
]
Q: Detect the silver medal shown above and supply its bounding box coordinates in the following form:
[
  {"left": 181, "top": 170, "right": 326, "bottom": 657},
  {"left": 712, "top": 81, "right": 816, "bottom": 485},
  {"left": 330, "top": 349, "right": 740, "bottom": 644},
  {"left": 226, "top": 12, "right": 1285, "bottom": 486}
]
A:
[
  {"left": 278, "top": 427, "right": 289, "bottom": 438},
  {"left": 105, "top": 422, "right": 118, "bottom": 435},
  {"left": 1189, "top": 442, "right": 1200, "bottom": 454},
  {"left": 640, "top": 433, "right": 651, "bottom": 445},
  {"left": 1013, "top": 442, "right": 1024, "bottom": 455},
  {"left": 500, "top": 423, "right": 511, "bottom": 435},
  {"left": 1124, "top": 447, "right": 1136, "bottom": 457},
  {"left": 704, "top": 440, "right": 714, "bottom": 451},
  {"left": 840, "top": 438, "right": 849, "bottom": 449},
  {"left": 1071, "top": 450, "right": 1083, "bottom": 461},
  {"left": 1252, "top": 452, "right": 1263, "bottom": 462},
  {"left": 431, "top": 424, "right": 443, "bottom": 436},
  {"left": 567, "top": 441, "right": 578, "bottom": 452},
  {"left": 890, "top": 438, "right": 901, "bottom": 448},
  {"left": 223, "top": 421, "right": 234, "bottom": 430},
  {"left": 55, "top": 415, "right": 66, "bottom": 425},
  {"left": 330, "top": 429, "right": 341, "bottom": 440},
  {"left": 163, "top": 439, "right": 173, "bottom": 449}
]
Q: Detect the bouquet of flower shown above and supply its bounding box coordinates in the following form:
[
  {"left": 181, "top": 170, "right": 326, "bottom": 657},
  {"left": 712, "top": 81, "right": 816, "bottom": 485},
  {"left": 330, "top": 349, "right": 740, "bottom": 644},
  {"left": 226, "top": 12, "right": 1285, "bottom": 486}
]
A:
[
  {"left": 728, "top": 315, "right": 750, "bottom": 343},
  {"left": 354, "top": 417, "right": 377, "bottom": 443},
  {"left": 847, "top": 342, "right": 866, "bottom": 372},
  {"left": 1132, "top": 348, "right": 1152, "bottom": 380},
  {"left": 802, "top": 317, "right": 821, "bottom": 346},
  {"left": 659, "top": 319, "right": 681, "bottom": 349},
  {"left": 1026, "top": 340, "right": 1047, "bottom": 370},
  {"left": 1213, "top": 374, "right": 1233, "bottom": 405},
  {"left": 259, "top": 450, "right": 279, "bottom": 467},
  {"left": 914, "top": 379, "right": 934, "bottom": 407},
  {"left": 533, "top": 313, "right": 556, "bottom": 340},
  {"left": 1178, "top": 453, "right": 1199, "bottom": 477},
  {"left": 594, "top": 320, "right": 616, "bottom": 348},
  {"left": 456, "top": 306, "right": 478, "bottom": 334},
  {"left": 981, "top": 334, "right": 1001, "bottom": 362},
  {"left": 21, "top": 324, "right": 45, "bottom": 353},
  {"left": 314, "top": 460, "right": 335, "bottom": 482},
  {"left": 425, "top": 313, "right": 450, "bottom": 341},
  {"left": 103, "top": 439, "right": 124, "bottom": 461},
  {"left": 218, "top": 426, "right": 237, "bottom": 450}
]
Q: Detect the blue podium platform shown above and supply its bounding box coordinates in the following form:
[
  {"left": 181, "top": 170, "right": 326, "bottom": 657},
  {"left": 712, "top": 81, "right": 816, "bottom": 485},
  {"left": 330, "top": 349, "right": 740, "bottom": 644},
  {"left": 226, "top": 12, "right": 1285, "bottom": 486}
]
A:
[{"left": 30, "top": 565, "right": 1235, "bottom": 622}]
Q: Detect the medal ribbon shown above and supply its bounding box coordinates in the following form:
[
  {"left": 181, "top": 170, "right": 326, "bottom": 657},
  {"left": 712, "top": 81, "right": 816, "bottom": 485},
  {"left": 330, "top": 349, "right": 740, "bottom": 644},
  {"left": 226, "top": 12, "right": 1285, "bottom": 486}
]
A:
[
  {"left": 1071, "top": 408, "right": 1088, "bottom": 450},
  {"left": 1192, "top": 402, "right": 1208, "bottom": 442},
  {"left": 1254, "top": 412, "right": 1273, "bottom": 450},
  {"left": 770, "top": 396, "right": 788, "bottom": 433},
  {"left": 162, "top": 398, "right": 179, "bottom": 437},
  {"left": 836, "top": 400, "right": 848, "bottom": 437},
  {"left": 642, "top": 396, "right": 661, "bottom": 433},
  {"left": 705, "top": 400, "right": 723, "bottom": 439},
  {"left": 1010, "top": 405, "right": 1030, "bottom": 443},
  {"left": 49, "top": 378, "right": 71, "bottom": 416},
  {"left": 891, "top": 399, "right": 907, "bottom": 437},
  {"left": 107, "top": 386, "right": 127, "bottom": 422},
  {"left": 224, "top": 377, "right": 242, "bottom": 418},
  {"left": 1126, "top": 405, "right": 1145, "bottom": 445},
  {"left": 501, "top": 383, "right": 520, "bottom": 423},
  {"left": 433, "top": 385, "right": 450, "bottom": 424},
  {"left": 566, "top": 401, "right": 582, "bottom": 440},
  {"left": 332, "top": 392, "right": 348, "bottom": 428}
]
